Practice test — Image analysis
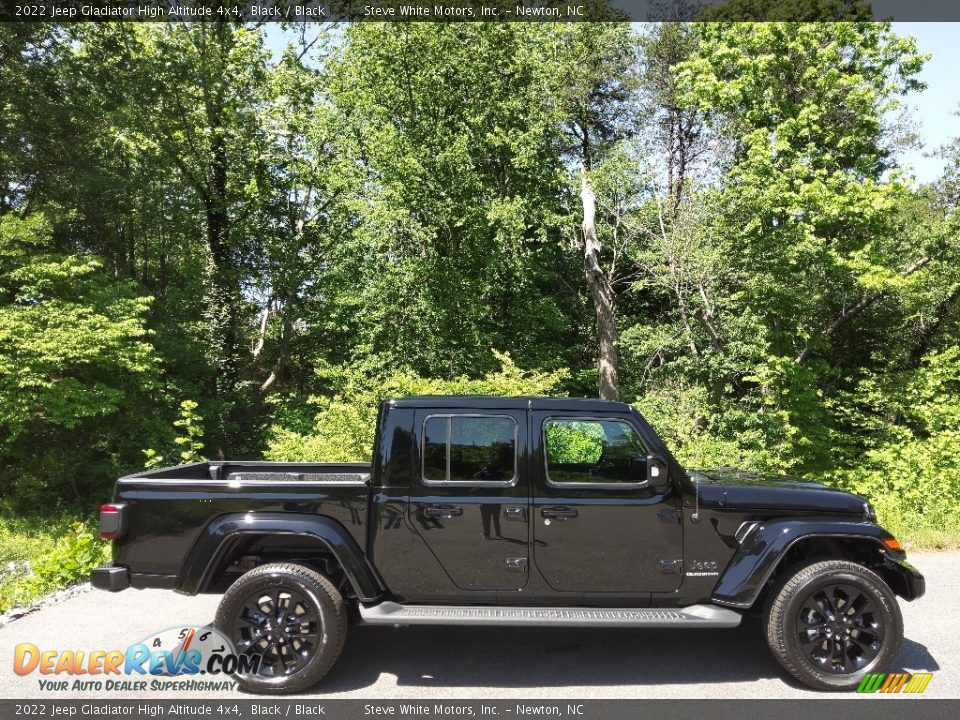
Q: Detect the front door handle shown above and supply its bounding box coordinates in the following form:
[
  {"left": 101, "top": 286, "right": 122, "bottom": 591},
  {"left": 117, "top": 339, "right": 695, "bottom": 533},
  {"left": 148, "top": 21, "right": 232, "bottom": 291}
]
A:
[
  {"left": 424, "top": 504, "right": 463, "bottom": 519},
  {"left": 541, "top": 506, "right": 578, "bottom": 521}
]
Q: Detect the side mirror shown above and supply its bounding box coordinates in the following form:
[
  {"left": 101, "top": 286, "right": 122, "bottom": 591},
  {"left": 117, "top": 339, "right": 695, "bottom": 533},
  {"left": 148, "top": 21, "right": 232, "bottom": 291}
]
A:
[{"left": 647, "top": 455, "right": 669, "bottom": 491}]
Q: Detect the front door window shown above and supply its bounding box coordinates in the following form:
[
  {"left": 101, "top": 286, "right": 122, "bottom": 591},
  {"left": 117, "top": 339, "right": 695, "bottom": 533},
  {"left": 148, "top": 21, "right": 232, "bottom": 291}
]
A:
[{"left": 544, "top": 418, "right": 648, "bottom": 487}]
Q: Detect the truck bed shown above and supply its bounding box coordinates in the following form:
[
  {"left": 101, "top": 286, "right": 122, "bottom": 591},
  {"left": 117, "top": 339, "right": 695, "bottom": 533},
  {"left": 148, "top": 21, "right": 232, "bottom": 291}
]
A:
[
  {"left": 124, "top": 460, "right": 371, "bottom": 483},
  {"left": 109, "top": 461, "right": 372, "bottom": 590}
]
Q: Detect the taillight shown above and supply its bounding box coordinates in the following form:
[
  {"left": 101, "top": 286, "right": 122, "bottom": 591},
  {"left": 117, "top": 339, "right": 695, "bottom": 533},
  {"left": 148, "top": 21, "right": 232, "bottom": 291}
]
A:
[{"left": 100, "top": 503, "right": 126, "bottom": 540}]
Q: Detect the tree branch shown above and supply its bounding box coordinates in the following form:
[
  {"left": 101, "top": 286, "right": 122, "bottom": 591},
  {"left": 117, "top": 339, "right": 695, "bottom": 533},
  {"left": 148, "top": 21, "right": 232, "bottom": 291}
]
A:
[
  {"left": 909, "top": 283, "right": 960, "bottom": 368},
  {"left": 251, "top": 300, "right": 272, "bottom": 359},
  {"left": 796, "top": 255, "right": 931, "bottom": 363}
]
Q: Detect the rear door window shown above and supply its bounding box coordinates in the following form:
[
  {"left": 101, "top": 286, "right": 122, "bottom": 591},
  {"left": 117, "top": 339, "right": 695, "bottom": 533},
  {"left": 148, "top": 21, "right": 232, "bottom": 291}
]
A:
[{"left": 421, "top": 415, "right": 517, "bottom": 485}]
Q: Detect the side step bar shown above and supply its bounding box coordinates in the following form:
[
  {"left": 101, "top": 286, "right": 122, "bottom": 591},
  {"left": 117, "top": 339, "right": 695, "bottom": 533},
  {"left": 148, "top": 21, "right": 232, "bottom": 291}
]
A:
[{"left": 359, "top": 602, "right": 742, "bottom": 628}]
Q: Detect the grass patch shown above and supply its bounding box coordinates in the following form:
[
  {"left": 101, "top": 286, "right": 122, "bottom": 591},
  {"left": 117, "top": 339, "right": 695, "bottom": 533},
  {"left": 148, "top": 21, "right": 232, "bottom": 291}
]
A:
[
  {"left": 0, "top": 507, "right": 108, "bottom": 615},
  {"left": 0, "top": 510, "right": 75, "bottom": 564},
  {"left": 870, "top": 493, "right": 960, "bottom": 551},
  {"left": 878, "top": 515, "right": 960, "bottom": 551},
  {"left": 898, "top": 528, "right": 960, "bottom": 551}
]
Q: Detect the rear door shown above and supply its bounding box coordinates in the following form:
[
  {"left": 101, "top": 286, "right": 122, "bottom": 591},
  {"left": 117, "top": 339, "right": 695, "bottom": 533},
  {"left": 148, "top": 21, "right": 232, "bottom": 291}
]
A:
[
  {"left": 407, "top": 409, "right": 530, "bottom": 591},
  {"left": 531, "top": 411, "right": 683, "bottom": 593}
]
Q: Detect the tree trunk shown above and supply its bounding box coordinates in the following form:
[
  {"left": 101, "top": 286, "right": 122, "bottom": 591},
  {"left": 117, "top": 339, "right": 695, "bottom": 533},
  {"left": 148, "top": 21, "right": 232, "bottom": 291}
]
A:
[
  {"left": 205, "top": 202, "right": 240, "bottom": 390},
  {"left": 204, "top": 122, "right": 245, "bottom": 454},
  {"left": 581, "top": 170, "right": 620, "bottom": 401}
]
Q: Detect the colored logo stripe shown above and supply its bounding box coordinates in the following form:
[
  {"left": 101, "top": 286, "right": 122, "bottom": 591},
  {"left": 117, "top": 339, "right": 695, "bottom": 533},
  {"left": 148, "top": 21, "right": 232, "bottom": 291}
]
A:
[
  {"left": 856, "top": 672, "right": 932, "bottom": 694},
  {"left": 903, "top": 673, "right": 933, "bottom": 694}
]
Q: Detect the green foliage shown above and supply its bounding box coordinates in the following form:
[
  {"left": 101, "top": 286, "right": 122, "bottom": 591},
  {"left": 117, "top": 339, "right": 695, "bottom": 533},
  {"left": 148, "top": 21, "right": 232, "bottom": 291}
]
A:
[
  {"left": 824, "top": 349, "right": 960, "bottom": 542},
  {"left": 0, "top": 505, "right": 72, "bottom": 565},
  {"left": 31, "top": 522, "right": 108, "bottom": 588},
  {"left": 323, "top": 23, "right": 579, "bottom": 378},
  {"left": 674, "top": 22, "right": 927, "bottom": 371},
  {"left": 0, "top": 214, "right": 158, "bottom": 443},
  {"left": 267, "top": 351, "right": 567, "bottom": 462},
  {"left": 0, "top": 212, "right": 163, "bottom": 502},
  {"left": 0, "top": 519, "right": 109, "bottom": 614},
  {"left": 545, "top": 421, "right": 605, "bottom": 464},
  {"left": 0, "top": 18, "right": 958, "bottom": 587},
  {"left": 143, "top": 400, "right": 206, "bottom": 468},
  {"left": 676, "top": 23, "right": 928, "bottom": 360},
  {"left": 623, "top": 23, "right": 937, "bottom": 472},
  {"left": 618, "top": 22, "right": 959, "bottom": 546}
]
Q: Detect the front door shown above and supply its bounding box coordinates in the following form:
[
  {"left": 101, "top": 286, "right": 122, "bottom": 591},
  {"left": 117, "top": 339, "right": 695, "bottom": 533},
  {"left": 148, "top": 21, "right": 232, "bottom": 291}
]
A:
[
  {"left": 408, "top": 410, "right": 529, "bottom": 591},
  {"left": 531, "top": 412, "right": 683, "bottom": 593}
]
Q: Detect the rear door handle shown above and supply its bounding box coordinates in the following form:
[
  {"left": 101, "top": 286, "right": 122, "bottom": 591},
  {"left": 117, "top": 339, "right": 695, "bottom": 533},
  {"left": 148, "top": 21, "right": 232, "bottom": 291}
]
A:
[
  {"left": 541, "top": 506, "right": 578, "bottom": 520},
  {"left": 424, "top": 505, "right": 463, "bottom": 518},
  {"left": 504, "top": 506, "right": 526, "bottom": 522}
]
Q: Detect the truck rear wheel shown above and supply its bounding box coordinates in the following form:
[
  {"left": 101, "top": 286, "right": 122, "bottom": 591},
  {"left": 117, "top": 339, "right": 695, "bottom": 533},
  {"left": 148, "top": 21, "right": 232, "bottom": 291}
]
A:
[
  {"left": 765, "top": 560, "right": 902, "bottom": 691},
  {"left": 214, "top": 562, "right": 347, "bottom": 694}
]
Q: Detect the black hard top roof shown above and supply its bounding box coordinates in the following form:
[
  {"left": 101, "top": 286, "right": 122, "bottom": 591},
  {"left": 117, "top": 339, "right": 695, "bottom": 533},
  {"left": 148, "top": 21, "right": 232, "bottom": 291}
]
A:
[{"left": 385, "top": 395, "right": 633, "bottom": 413}]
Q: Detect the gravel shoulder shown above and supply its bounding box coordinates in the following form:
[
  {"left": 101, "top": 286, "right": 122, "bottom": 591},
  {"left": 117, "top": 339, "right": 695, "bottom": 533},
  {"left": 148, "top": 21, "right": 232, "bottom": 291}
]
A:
[{"left": 0, "top": 552, "right": 954, "bottom": 700}]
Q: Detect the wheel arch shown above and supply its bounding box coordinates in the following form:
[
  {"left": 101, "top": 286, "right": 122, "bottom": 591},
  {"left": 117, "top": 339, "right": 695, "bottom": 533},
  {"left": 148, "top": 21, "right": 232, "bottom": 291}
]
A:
[
  {"left": 711, "top": 519, "right": 903, "bottom": 610},
  {"left": 177, "top": 512, "right": 385, "bottom": 602}
]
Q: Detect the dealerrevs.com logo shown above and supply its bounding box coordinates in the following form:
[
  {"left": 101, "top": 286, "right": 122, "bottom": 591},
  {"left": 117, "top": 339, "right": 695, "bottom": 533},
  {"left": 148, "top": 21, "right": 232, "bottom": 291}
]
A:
[
  {"left": 856, "top": 672, "right": 933, "bottom": 694},
  {"left": 13, "top": 626, "right": 260, "bottom": 692}
]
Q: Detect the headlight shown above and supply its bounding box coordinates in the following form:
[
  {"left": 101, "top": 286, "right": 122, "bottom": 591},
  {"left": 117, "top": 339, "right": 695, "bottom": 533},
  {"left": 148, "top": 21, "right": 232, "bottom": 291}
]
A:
[{"left": 863, "top": 501, "right": 877, "bottom": 522}]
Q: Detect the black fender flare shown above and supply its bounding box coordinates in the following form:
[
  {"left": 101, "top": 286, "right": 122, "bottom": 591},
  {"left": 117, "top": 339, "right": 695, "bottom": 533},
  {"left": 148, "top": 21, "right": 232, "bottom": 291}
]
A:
[
  {"left": 176, "top": 512, "right": 384, "bottom": 601},
  {"left": 710, "top": 518, "right": 905, "bottom": 608}
]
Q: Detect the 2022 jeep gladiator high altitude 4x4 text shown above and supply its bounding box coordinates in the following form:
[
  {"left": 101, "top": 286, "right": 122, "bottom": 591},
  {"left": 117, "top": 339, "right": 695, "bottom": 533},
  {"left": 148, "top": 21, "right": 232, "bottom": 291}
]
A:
[{"left": 92, "top": 396, "right": 924, "bottom": 693}]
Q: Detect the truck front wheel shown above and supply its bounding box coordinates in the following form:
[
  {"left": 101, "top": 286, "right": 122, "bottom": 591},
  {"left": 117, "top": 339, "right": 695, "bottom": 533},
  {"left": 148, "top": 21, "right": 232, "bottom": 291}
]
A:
[
  {"left": 214, "top": 562, "right": 347, "bottom": 694},
  {"left": 765, "top": 560, "right": 903, "bottom": 691}
]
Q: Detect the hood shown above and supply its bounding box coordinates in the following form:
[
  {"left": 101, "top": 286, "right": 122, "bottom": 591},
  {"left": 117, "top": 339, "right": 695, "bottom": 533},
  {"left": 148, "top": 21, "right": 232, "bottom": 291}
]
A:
[{"left": 691, "top": 467, "right": 869, "bottom": 517}]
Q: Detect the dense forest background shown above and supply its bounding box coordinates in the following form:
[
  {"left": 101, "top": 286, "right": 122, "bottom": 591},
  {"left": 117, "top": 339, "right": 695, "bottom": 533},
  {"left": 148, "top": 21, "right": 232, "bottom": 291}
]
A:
[{"left": 1, "top": 18, "right": 958, "bottom": 610}]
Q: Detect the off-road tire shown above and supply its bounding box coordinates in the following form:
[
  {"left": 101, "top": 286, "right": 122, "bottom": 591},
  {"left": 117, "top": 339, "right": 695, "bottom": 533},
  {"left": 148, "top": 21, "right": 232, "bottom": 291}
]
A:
[
  {"left": 765, "top": 560, "right": 902, "bottom": 691},
  {"left": 214, "top": 562, "right": 347, "bottom": 694}
]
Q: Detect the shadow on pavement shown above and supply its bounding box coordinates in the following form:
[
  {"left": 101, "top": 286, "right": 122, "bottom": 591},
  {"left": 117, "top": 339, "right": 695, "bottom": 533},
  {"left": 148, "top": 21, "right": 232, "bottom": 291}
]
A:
[
  {"left": 896, "top": 637, "right": 940, "bottom": 672},
  {"left": 198, "top": 613, "right": 940, "bottom": 695},
  {"left": 310, "top": 620, "right": 786, "bottom": 693}
]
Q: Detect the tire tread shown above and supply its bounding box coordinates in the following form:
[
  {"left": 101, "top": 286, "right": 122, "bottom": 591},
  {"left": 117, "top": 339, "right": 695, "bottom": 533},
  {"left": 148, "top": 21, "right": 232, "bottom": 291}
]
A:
[
  {"left": 765, "top": 559, "right": 902, "bottom": 691},
  {"left": 215, "top": 562, "right": 347, "bottom": 694}
]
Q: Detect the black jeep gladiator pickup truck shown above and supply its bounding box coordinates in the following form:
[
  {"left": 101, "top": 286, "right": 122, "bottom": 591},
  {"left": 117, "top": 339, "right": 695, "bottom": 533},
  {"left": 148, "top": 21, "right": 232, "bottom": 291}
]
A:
[{"left": 92, "top": 396, "right": 924, "bottom": 693}]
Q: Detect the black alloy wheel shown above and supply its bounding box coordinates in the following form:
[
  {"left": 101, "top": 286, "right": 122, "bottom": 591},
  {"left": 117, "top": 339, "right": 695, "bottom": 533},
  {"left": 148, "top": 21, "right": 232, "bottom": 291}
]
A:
[
  {"left": 796, "top": 582, "right": 884, "bottom": 674},
  {"left": 215, "top": 562, "right": 347, "bottom": 694},
  {"left": 765, "top": 560, "right": 903, "bottom": 691},
  {"left": 234, "top": 586, "right": 321, "bottom": 677}
]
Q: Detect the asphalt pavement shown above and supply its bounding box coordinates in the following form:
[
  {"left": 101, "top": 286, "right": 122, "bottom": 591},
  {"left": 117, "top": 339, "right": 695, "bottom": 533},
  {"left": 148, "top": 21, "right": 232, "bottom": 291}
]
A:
[{"left": 0, "top": 552, "right": 955, "bottom": 699}]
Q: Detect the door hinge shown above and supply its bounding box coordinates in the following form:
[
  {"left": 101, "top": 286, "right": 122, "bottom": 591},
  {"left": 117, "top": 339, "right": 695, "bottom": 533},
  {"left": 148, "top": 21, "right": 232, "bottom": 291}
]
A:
[
  {"left": 659, "top": 559, "right": 683, "bottom": 574},
  {"left": 504, "top": 557, "right": 528, "bottom": 572},
  {"left": 658, "top": 508, "right": 681, "bottom": 524}
]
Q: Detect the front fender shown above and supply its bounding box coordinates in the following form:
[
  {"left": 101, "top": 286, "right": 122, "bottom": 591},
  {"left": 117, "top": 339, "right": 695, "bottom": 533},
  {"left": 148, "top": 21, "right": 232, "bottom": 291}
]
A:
[
  {"left": 710, "top": 518, "right": 901, "bottom": 608},
  {"left": 177, "top": 512, "right": 384, "bottom": 601}
]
